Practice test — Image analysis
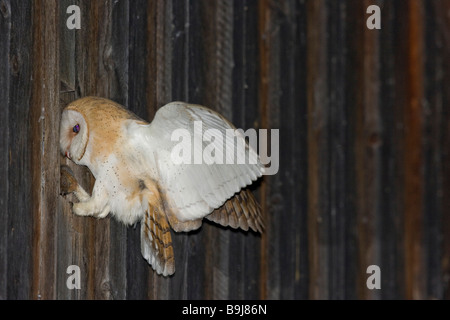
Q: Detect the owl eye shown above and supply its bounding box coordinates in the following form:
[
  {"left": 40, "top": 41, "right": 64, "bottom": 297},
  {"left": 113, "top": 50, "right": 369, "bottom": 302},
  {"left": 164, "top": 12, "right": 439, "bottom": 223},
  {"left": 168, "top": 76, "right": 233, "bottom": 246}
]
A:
[{"left": 73, "top": 124, "right": 80, "bottom": 134}]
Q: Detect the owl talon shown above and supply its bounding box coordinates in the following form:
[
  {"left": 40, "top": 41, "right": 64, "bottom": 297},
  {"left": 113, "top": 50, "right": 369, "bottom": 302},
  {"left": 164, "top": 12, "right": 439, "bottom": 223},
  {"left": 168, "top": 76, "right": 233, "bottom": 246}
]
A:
[
  {"left": 73, "top": 202, "right": 92, "bottom": 217},
  {"left": 60, "top": 165, "right": 79, "bottom": 195}
]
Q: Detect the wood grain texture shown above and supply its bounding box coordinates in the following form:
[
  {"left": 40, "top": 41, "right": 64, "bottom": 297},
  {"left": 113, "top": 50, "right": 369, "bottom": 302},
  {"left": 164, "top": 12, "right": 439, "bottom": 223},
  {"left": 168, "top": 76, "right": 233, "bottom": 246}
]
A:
[
  {"left": 377, "top": 0, "right": 404, "bottom": 299},
  {"left": 353, "top": 0, "right": 382, "bottom": 300},
  {"left": 403, "top": 0, "right": 425, "bottom": 300},
  {"left": 306, "top": 0, "right": 328, "bottom": 299},
  {"left": 428, "top": 0, "right": 450, "bottom": 300},
  {"left": 147, "top": 0, "right": 172, "bottom": 300},
  {"left": 203, "top": 0, "right": 234, "bottom": 300},
  {"left": 1, "top": 0, "right": 450, "bottom": 300},
  {"left": 257, "top": 0, "right": 270, "bottom": 300},
  {"left": 0, "top": 0, "right": 34, "bottom": 300},
  {"left": 422, "top": 0, "right": 445, "bottom": 299},
  {"left": 231, "top": 0, "right": 263, "bottom": 299},
  {"left": 30, "top": 0, "right": 60, "bottom": 299},
  {"left": 327, "top": 0, "right": 352, "bottom": 300},
  {"left": 0, "top": 0, "right": 10, "bottom": 299}
]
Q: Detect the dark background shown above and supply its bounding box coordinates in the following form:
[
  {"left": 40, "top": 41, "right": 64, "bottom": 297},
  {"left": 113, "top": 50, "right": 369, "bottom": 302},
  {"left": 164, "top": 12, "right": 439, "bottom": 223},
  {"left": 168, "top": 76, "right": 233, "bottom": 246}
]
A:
[{"left": 1, "top": 0, "right": 450, "bottom": 300}]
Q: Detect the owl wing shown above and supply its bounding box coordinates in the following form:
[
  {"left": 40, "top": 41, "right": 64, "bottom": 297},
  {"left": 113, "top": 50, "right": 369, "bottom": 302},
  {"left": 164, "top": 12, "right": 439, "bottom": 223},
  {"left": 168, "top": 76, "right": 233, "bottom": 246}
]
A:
[
  {"left": 141, "top": 198, "right": 175, "bottom": 276},
  {"left": 206, "top": 188, "right": 264, "bottom": 233},
  {"left": 128, "top": 102, "right": 264, "bottom": 231}
]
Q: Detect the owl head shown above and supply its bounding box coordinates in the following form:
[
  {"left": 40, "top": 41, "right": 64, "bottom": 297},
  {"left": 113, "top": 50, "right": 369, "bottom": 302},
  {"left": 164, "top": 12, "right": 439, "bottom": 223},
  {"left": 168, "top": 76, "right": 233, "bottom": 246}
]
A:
[
  {"left": 60, "top": 107, "right": 89, "bottom": 164},
  {"left": 60, "top": 96, "right": 146, "bottom": 165}
]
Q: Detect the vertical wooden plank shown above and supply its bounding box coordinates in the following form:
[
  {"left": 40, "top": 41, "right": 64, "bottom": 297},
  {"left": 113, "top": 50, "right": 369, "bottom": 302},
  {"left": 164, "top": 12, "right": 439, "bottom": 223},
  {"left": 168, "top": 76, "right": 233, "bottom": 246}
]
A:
[
  {"left": 257, "top": 0, "right": 273, "bottom": 300},
  {"left": 202, "top": 0, "right": 234, "bottom": 300},
  {"left": 0, "top": 0, "right": 11, "bottom": 299},
  {"left": 172, "top": 0, "right": 211, "bottom": 299},
  {"left": 327, "top": 0, "right": 352, "bottom": 299},
  {"left": 258, "top": 0, "right": 281, "bottom": 299},
  {"left": 441, "top": 42, "right": 450, "bottom": 299},
  {"left": 403, "top": 0, "right": 425, "bottom": 300},
  {"left": 185, "top": 0, "right": 208, "bottom": 299},
  {"left": 422, "top": 2, "right": 443, "bottom": 299},
  {"left": 124, "top": 0, "right": 151, "bottom": 300},
  {"left": 306, "top": 0, "right": 329, "bottom": 300},
  {"left": 171, "top": 0, "right": 188, "bottom": 102},
  {"left": 30, "top": 0, "right": 60, "bottom": 300},
  {"left": 71, "top": 0, "right": 101, "bottom": 300},
  {"left": 107, "top": 0, "right": 130, "bottom": 300},
  {"left": 433, "top": 0, "right": 450, "bottom": 300},
  {"left": 59, "top": 41, "right": 91, "bottom": 299},
  {"left": 57, "top": 0, "right": 79, "bottom": 300},
  {"left": 87, "top": 1, "right": 111, "bottom": 299},
  {"left": 128, "top": 0, "right": 149, "bottom": 117},
  {"left": 166, "top": 0, "right": 190, "bottom": 299},
  {"left": 265, "top": 0, "right": 309, "bottom": 300},
  {"left": 1, "top": 0, "right": 34, "bottom": 299},
  {"left": 422, "top": 0, "right": 444, "bottom": 299},
  {"left": 201, "top": 0, "right": 218, "bottom": 300},
  {"left": 147, "top": 0, "right": 173, "bottom": 300},
  {"left": 8, "top": 0, "right": 34, "bottom": 300},
  {"left": 293, "top": 0, "right": 309, "bottom": 300},
  {"left": 344, "top": 1, "right": 358, "bottom": 300},
  {"left": 230, "top": 0, "right": 262, "bottom": 299},
  {"left": 154, "top": 0, "right": 173, "bottom": 111},
  {"left": 378, "top": 0, "right": 405, "bottom": 299},
  {"left": 228, "top": 0, "right": 246, "bottom": 299},
  {"left": 59, "top": 0, "right": 76, "bottom": 92},
  {"left": 268, "top": 0, "right": 285, "bottom": 300},
  {"left": 352, "top": 0, "right": 382, "bottom": 300},
  {"left": 57, "top": 93, "right": 78, "bottom": 300}
]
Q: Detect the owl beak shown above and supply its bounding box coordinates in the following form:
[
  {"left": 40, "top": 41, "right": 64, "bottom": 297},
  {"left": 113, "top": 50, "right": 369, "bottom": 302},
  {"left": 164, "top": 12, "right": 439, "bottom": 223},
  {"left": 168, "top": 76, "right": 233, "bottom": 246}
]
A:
[{"left": 65, "top": 151, "right": 71, "bottom": 160}]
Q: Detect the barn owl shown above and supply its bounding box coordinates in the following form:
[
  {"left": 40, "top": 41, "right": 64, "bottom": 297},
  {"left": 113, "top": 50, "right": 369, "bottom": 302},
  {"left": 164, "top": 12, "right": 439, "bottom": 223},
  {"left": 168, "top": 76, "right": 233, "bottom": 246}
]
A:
[{"left": 59, "top": 97, "right": 264, "bottom": 276}]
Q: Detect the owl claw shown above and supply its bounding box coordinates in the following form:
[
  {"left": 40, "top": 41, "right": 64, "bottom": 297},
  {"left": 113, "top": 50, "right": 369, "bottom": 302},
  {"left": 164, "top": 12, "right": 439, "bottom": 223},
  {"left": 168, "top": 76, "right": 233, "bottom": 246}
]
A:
[{"left": 60, "top": 165, "right": 79, "bottom": 196}]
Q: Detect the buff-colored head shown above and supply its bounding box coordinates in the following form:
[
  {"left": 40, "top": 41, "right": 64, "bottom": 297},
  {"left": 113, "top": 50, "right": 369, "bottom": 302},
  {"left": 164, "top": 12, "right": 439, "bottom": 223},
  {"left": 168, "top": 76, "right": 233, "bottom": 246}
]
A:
[
  {"left": 60, "top": 96, "right": 145, "bottom": 165},
  {"left": 59, "top": 107, "right": 89, "bottom": 163}
]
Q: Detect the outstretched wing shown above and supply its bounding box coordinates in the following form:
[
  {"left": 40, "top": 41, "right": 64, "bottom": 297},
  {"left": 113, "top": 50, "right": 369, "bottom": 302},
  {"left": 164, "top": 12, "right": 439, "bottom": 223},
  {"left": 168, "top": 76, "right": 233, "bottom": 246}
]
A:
[
  {"left": 141, "top": 200, "right": 175, "bottom": 276},
  {"left": 128, "top": 102, "right": 264, "bottom": 229}
]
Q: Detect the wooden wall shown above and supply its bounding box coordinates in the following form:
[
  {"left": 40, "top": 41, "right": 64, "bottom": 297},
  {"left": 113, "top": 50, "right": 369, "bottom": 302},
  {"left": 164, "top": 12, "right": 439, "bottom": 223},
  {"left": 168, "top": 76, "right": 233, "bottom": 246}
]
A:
[{"left": 1, "top": 0, "right": 450, "bottom": 300}]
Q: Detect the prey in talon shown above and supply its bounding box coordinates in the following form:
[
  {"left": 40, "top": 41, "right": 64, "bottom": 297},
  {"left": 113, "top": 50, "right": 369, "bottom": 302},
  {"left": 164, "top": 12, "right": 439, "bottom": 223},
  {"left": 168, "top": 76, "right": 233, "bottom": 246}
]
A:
[{"left": 60, "top": 165, "right": 78, "bottom": 196}]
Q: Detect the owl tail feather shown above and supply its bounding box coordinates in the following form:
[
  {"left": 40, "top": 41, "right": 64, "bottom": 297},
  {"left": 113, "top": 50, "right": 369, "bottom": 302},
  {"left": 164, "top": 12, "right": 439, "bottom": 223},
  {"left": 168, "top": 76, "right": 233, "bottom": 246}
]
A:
[
  {"left": 141, "top": 201, "right": 175, "bottom": 276},
  {"left": 206, "top": 188, "right": 264, "bottom": 233}
]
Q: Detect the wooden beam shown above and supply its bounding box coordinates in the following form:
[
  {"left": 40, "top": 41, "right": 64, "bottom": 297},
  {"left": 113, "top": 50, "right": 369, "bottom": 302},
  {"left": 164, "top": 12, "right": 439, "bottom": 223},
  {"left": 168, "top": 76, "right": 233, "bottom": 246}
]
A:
[
  {"left": 31, "top": 0, "right": 60, "bottom": 300},
  {"left": 403, "top": 0, "right": 425, "bottom": 300}
]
